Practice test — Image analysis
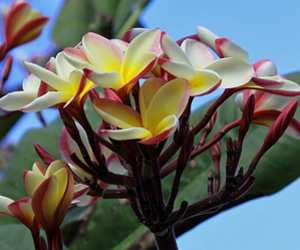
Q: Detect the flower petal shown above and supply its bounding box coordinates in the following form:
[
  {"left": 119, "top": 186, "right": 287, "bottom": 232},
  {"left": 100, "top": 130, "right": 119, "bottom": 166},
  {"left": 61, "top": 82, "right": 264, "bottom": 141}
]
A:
[
  {"left": 158, "top": 58, "right": 196, "bottom": 80},
  {"left": 181, "top": 39, "right": 215, "bottom": 69},
  {"left": 161, "top": 32, "right": 191, "bottom": 65},
  {"left": 82, "top": 32, "right": 123, "bottom": 72},
  {"left": 215, "top": 37, "right": 249, "bottom": 61},
  {"left": 24, "top": 61, "right": 69, "bottom": 92},
  {"left": 104, "top": 127, "right": 152, "bottom": 141},
  {"left": 254, "top": 59, "right": 277, "bottom": 77},
  {"left": 141, "top": 78, "right": 190, "bottom": 132},
  {"left": 140, "top": 115, "right": 177, "bottom": 145},
  {"left": 20, "top": 91, "right": 68, "bottom": 112},
  {"left": 84, "top": 69, "right": 123, "bottom": 90},
  {"left": 121, "top": 28, "right": 161, "bottom": 81},
  {"left": 189, "top": 69, "right": 221, "bottom": 96},
  {"left": 93, "top": 98, "right": 142, "bottom": 128},
  {"left": 0, "top": 91, "right": 37, "bottom": 111},
  {"left": 205, "top": 57, "right": 254, "bottom": 88},
  {"left": 0, "top": 195, "right": 14, "bottom": 217}
]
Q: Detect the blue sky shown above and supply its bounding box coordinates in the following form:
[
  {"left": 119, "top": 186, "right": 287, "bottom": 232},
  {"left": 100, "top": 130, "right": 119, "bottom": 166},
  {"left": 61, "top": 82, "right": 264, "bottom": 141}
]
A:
[{"left": 1, "top": 0, "right": 300, "bottom": 249}]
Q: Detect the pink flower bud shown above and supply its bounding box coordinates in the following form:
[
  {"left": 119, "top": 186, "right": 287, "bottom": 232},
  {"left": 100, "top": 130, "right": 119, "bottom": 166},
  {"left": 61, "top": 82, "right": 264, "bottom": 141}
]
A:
[{"left": 4, "top": 0, "right": 49, "bottom": 51}]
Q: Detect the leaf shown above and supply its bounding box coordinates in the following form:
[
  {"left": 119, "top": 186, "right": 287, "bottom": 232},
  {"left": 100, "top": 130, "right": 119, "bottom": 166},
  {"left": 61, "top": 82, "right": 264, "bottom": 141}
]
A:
[
  {"left": 52, "top": 0, "right": 152, "bottom": 47},
  {"left": 52, "top": 0, "right": 95, "bottom": 48},
  {"left": 0, "top": 224, "right": 34, "bottom": 250},
  {"left": 0, "top": 112, "right": 22, "bottom": 141}
]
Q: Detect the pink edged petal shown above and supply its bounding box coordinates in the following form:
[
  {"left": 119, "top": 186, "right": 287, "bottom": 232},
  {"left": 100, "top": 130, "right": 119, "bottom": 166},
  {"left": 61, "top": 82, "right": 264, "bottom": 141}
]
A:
[
  {"left": 196, "top": 26, "right": 219, "bottom": 52},
  {"left": 286, "top": 117, "right": 300, "bottom": 139},
  {"left": 32, "top": 161, "right": 47, "bottom": 175},
  {"left": 255, "top": 93, "right": 293, "bottom": 111},
  {"left": 243, "top": 76, "right": 300, "bottom": 96},
  {"left": 181, "top": 39, "right": 215, "bottom": 69},
  {"left": 253, "top": 59, "right": 277, "bottom": 77},
  {"left": 142, "top": 78, "right": 190, "bottom": 132},
  {"left": 111, "top": 39, "right": 129, "bottom": 52},
  {"left": 215, "top": 38, "right": 249, "bottom": 61},
  {"left": 139, "top": 116, "right": 177, "bottom": 145},
  {"left": 75, "top": 195, "right": 100, "bottom": 207},
  {"left": 69, "top": 165, "right": 92, "bottom": 181},
  {"left": 122, "top": 52, "right": 157, "bottom": 84},
  {"left": 24, "top": 61, "right": 69, "bottom": 92},
  {"left": 122, "top": 28, "right": 148, "bottom": 42},
  {"left": 104, "top": 127, "right": 152, "bottom": 141},
  {"left": 64, "top": 71, "right": 94, "bottom": 107},
  {"left": 73, "top": 184, "right": 89, "bottom": 201},
  {"left": 104, "top": 88, "right": 123, "bottom": 102},
  {"left": 189, "top": 69, "right": 221, "bottom": 96},
  {"left": 235, "top": 92, "right": 244, "bottom": 109},
  {"left": 0, "top": 91, "right": 37, "bottom": 111},
  {"left": 9, "top": 16, "right": 49, "bottom": 48},
  {"left": 5, "top": 2, "right": 31, "bottom": 38},
  {"left": 139, "top": 77, "right": 166, "bottom": 118},
  {"left": 84, "top": 68, "right": 123, "bottom": 90},
  {"left": 23, "top": 170, "right": 46, "bottom": 197},
  {"left": 158, "top": 58, "right": 196, "bottom": 80},
  {"left": 252, "top": 109, "right": 300, "bottom": 139},
  {"left": 8, "top": 197, "right": 36, "bottom": 230},
  {"left": 20, "top": 91, "right": 68, "bottom": 112},
  {"left": 161, "top": 32, "right": 191, "bottom": 64},
  {"left": 93, "top": 98, "right": 142, "bottom": 128},
  {"left": 107, "top": 154, "right": 125, "bottom": 175},
  {"left": 205, "top": 57, "right": 254, "bottom": 88},
  {"left": 121, "top": 28, "right": 161, "bottom": 78},
  {"left": 31, "top": 175, "right": 58, "bottom": 232},
  {"left": 59, "top": 123, "right": 93, "bottom": 165},
  {"left": 154, "top": 114, "right": 178, "bottom": 136},
  {"left": 55, "top": 52, "right": 76, "bottom": 80},
  {"left": 63, "top": 48, "right": 98, "bottom": 71},
  {"left": 23, "top": 74, "right": 41, "bottom": 91},
  {"left": 82, "top": 32, "right": 123, "bottom": 72},
  {"left": 0, "top": 195, "right": 14, "bottom": 217},
  {"left": 32, "top": 167, "right": 74, "bottom": 232}
]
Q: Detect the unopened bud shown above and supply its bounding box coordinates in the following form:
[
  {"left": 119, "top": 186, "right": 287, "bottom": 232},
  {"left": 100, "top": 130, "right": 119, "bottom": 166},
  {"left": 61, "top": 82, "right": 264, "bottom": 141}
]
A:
[
  {"left": 252, "top": 99, "right": 298, "bottom": 166},
  {"left": 239, "top": 94, "right": 255, "bottom": 136},
  {"left": 34, "top": 143, "right": 55, "bottom": 166},
  {"left": 1, "top": 55, "right": 12, "bottom": 82}
]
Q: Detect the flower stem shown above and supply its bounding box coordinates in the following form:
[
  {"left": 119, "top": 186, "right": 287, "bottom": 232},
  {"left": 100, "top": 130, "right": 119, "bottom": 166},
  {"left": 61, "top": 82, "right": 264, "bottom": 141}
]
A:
[{"left": 154, "top": 227, "right": 178, "bottom": 250}]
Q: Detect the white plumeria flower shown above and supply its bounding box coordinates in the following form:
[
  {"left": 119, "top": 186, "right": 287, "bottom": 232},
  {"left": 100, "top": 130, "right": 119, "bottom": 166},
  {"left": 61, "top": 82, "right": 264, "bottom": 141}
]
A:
[
  {"left": 159, "top": 32, "right": 254, "bottom": 94},
  {"left": 0, "top": 52, "right": 94, "bottom": 112}
]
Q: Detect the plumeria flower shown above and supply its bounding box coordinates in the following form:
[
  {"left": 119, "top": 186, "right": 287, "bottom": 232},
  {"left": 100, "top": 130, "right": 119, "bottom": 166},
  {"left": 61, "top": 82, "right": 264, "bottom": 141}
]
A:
[
  {"left": 196, "top": 27, "right": 300, "bottom": 96},
  {"left": 23, "top": 160, "right": 75, "bottom": 235},
  {"left": 235, "top": 60, "right": 300, "bottom": 138},
  {"left": 0, "top": 196, "right": 39, "bottom": 238},
  {"left": 159, "top": 33, "right": 254, "bottom": 93},
  {"left": 93, "top": 77, "right": 190, "bottom": 145},
  {"left": 63, "top": 28, "right": 161, "bottom": 100},
  {"left": 3, "top": 0, "right": 49, "bottom": 52},
  {"left": 196, "top": 26, "right": 249, "bottom": 61},
  {"left": 0, "top": 52, "right": 94, "bottom": 112},
  {"left": 0, "top": 73, "right": 40, "bottom": 111}
]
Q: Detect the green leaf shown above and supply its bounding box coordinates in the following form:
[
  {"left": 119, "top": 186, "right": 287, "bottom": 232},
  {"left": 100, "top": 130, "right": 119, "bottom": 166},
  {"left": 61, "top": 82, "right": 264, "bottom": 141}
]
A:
[
  {"left": 113, "top": 0, "right": 151, "bottom": 38},
  {"left": 0, "top": 112, "right": 22, "bottom": 141},
  {"left": 0, "top": 224, "right": 34, "bottom": 249},
  {"left": 52, "top": 0, "right": 95, "bottom": 48},
  {"left": 52, "top": 0, "right": 152, "bottom": 47}
]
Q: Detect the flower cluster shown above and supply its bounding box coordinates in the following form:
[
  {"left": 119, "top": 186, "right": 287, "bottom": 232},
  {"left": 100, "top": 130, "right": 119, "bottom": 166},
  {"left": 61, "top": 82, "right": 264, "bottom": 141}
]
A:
[{"left": 0, "top": 5, "right": 300, "bottom": 248}]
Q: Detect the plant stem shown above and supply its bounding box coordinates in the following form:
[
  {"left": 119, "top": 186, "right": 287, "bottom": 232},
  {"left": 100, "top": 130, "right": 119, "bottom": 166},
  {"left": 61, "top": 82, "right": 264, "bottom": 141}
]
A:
[{"left": 154, "top": 227, "right": 178, "bottom": 250}]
